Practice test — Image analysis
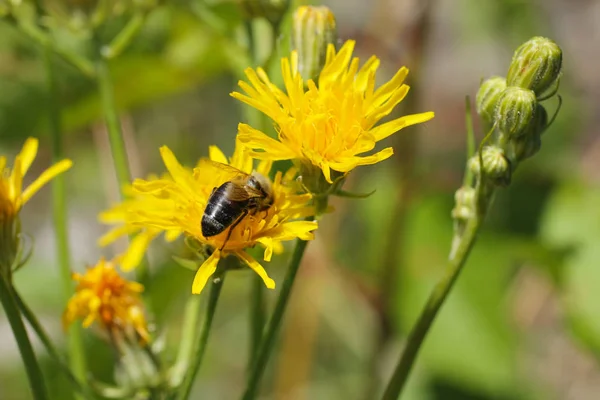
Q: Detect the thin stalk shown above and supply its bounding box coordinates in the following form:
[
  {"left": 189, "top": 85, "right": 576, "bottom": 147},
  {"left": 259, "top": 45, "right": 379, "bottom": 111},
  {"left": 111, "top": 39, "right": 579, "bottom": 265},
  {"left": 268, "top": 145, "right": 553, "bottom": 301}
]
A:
[
  {"left": 94, "top": 42, "right": 148, "bottom": 283},
  {"left": 13, "top": 290, "right": 93, "bottom": 399},
  {"left": 0, "top": 276, "right": 48, "bottom": 400},
  {"left": 241, "top": 238, "right": 310, "bottom": 400},
  {"left": 43, "top": 43, "right": 88, "bottom": 399},
  {"left": 95, "top": 52, "right": 132, "bottom": 192},
  {"left": 168, "top": 295, "right": 203, "bottom": 388},
  {"left": 380, "top": 206, "right": 484, "bottom": 399},
  {"left": 248, "top": 274, "right": 265, "bottom": 370},
  {"left": 175, "top": 275, "right": 226, "bottom": 400}
]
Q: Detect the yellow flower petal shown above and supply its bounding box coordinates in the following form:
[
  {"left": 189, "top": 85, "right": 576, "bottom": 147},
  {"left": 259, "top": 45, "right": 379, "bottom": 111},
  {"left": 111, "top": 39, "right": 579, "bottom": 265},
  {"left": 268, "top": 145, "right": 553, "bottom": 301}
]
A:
[
  {"left": 159, "top": 146, "right": 194, "bottom": 190},
  {"left": 164, "top": 229, "right": 182, "bottom": 242},
  {"left": 236, "top": 251, "right": 275, "bottom": 289},
  {"left": 21, "top": 159, "right": 72, "bottom": 205},
  {"left": 9, "top": 157, "right": 23, "bottom": 203},
  {"left": 192, "top": 250, "right": 221, "bottom": 294},
  {"left": 208, "top": 146, "right": 228, "bottom": 164},
  {"left": 18, "top": 137, "right": 38, "bottom": 176},
  {"left": 237, "top": 124, "right": 296, "bottom": 160},
  {"left": 98, "top": 225, "right": 138, "bottom": 247},
  {"left": 370, "top": 112, "right": 435, "bottom": 141},
  {"left": 268, "top": 221, "right": 318, "bottom": 242},
  {"left": 121, "top": 231, "right": 158, "bottom": 271}
]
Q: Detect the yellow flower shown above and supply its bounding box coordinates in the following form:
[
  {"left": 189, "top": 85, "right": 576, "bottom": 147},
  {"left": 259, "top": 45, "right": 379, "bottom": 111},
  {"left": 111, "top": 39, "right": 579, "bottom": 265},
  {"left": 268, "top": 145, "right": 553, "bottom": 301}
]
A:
[
  {"left": 63, "top": 258, "right": 150, "bottom": 343},
  {"left": 0, "top": 137, "right": 72, "bottom": 218},
  {"left": 231, "top": 40, "right": 435, "bottom": 183},
  {"left": 0, "top": 137, "right": 72, "bottom": 270},
  {"left": 99, "top": 143, "right": 317, "bottom": 294}
]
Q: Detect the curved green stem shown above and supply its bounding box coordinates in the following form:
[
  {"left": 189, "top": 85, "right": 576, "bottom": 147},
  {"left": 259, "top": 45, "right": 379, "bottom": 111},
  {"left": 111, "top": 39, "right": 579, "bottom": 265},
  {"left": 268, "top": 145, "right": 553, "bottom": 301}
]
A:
[
  {"left": 241, "top": 238, "right": 310, "bottom": 400},
  {"left": 381, "top": 205, "right": 485, "bottom": 399},
  {"left": 0, "top": 276, "right": 48, "bottom": 400},
  {"left": 13, "top": 290, "right": 93, "bottom": 399},
  {"left": 175, "top": 274, "right": 226, "bottom": 400}
]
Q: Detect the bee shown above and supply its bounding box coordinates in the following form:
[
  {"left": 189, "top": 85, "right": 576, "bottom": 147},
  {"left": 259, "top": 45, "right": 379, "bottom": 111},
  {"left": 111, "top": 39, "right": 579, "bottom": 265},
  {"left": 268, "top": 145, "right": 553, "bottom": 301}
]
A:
[{"left": 200, "top": 160, "right": 274, "bottom": 248}]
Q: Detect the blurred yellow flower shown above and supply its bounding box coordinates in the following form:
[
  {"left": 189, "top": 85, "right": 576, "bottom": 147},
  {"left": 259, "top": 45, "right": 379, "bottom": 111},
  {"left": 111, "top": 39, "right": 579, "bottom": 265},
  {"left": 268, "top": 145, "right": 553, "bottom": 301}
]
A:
[
  {"left": 99, "top": 143, "right": 317, "bottom": 294},
  {"left": 0, "top": 137, "right": 72, "bottom": 220},
  {"left": 231, "top": 40, "right": 435, "bottom": 183},
  {"left": 0, "top": 137, "right": 72, "bottom": 270},
  {"left": 63, "top": 258, "right": 150, "bottom": 343}
]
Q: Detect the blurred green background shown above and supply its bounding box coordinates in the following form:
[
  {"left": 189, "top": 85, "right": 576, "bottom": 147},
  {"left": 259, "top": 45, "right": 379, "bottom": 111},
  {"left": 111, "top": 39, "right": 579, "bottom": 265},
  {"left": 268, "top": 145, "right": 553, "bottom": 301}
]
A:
[{"left": 0, "top": 0, "right": 597, "bottom": 399}]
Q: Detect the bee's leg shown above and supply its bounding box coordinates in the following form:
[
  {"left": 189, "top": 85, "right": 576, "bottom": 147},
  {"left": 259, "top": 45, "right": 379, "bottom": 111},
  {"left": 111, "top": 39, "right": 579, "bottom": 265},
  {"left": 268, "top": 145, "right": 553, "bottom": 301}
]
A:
[{"left": 220, "top": 209, "right": 248, "bottom": 251}]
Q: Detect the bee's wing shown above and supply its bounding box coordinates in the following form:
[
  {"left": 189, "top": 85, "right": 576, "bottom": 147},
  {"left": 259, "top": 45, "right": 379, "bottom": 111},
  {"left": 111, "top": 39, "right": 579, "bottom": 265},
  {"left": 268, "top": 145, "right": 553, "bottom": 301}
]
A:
[
  {"left": 196, "top": 159, "right": 250, "bottom": 182},
  {"left": 224, "top": 182, "right": 252, "bottom": 201}
]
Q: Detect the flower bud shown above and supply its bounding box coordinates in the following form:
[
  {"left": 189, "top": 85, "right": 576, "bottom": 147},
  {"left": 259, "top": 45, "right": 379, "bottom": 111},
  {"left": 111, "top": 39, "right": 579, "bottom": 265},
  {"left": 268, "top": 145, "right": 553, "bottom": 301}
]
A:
[
  {"left": 509, "top": 131, "right": 542, "bottom": 162},
  {"left": 240, "top": 0, "right": 288, "bottom": 25},
  {"left": 506, "top": 36, "right": 562, "bottom": 97},
  {"left": 452, "top": 186, "right": 476, "bottom": 220},
  {"left": 476, "top": 76, "right": 507, "bottom": 123},
  {"left": 291, "top": 5, "right": 337, "bottom": 81},
  {"left": 495, "top": 86, "right": 537, "bottom": 137},
  {"left": 469, "top": 146, "right": 511, "bottom": 186}
]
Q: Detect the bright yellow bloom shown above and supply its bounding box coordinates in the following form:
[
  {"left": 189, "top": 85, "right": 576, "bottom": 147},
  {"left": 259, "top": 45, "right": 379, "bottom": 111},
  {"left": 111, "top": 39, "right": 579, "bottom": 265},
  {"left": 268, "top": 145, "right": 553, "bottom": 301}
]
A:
[
  {"left": 231, "top": 40, "right": 435, "bottom": 183},
  {"left": 63, "top": 258, "right": 150, "bottom": 343},
  {"left": 0, "top": 138, "right": 72, "bottom": 271},
  {"left": 99, "top": 143, "right": 317, "bottom": 294}
]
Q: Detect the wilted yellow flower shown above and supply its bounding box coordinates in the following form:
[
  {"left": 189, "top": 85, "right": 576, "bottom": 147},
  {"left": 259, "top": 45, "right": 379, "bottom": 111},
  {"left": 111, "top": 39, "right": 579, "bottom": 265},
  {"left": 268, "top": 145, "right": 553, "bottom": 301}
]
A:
[
  {"left": 231, "top": 40, "right": 435, "bottom": 184},
  {"left": 99, "top": 142, "right": 317, "bottom": 294},
  {"left": 0, "top": 138, "right": 72, "bottom": 271},
  {"left": 63, "top": 258, "right": 150, "bottom": 343}
]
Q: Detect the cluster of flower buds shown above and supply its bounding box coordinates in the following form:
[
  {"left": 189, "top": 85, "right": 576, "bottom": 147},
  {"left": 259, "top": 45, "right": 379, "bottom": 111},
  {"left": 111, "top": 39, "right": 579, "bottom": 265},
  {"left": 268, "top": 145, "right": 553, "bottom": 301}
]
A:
[{"left": 473, "top": 36, "right": 562, "bottom": 187}]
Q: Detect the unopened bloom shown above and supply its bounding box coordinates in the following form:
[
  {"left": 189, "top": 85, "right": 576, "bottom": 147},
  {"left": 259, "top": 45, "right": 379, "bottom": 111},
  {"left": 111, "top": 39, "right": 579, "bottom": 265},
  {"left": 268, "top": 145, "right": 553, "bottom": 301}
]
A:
[
  {"left": 99, "top": 143, "right": 317, "bottom": 294},
  {"left": 291, "top": 5, "right": 337, "bottom": 81},
  {"left": 231, "top": 40, "right": 434, "bottom": 184},
  {"left": 63, "top": 258, "right": 150, "bottom": 343},
  {"left": 0, "top": 138, "right": 72, "bottom": 272}
]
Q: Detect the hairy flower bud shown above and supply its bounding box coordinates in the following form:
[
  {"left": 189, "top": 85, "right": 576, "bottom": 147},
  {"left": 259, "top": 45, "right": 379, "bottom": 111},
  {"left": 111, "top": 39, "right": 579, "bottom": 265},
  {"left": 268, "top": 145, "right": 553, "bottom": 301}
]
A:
[
  {"left": 510, "top": 132, "right": 542, "bottom": 163},
  {"left": 507, "top": 36, "right": 562, "bottom": 97},
  {"left": 291, "top": 5, "right": 337, "bottom": 81},
  {"left": 476, "top": 76, "right": 507, "bottom": 123},
  {"left": 469, "top": 146, "right": 511, "bottom": 186},
  {"left": 240, "top": 0, "right": 288, "bottom": 25},
  {"left": 452, "top": 186, "right": 476, "bottom": 220},
  {"left": 495, "top": 86, "right": 537, "bottom": 137}
]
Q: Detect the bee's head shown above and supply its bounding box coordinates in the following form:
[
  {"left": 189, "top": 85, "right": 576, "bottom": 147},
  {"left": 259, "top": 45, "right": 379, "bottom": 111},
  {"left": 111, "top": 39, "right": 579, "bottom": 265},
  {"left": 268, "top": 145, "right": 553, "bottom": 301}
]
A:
[{"left": 249, "top": 171, "right": 274, "bottom": 208}]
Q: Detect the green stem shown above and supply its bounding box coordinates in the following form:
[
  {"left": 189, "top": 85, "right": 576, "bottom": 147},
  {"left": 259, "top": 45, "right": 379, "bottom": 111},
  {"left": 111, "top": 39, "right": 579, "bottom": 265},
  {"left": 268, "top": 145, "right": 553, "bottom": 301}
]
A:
[
  {"left": 94, "top": 42, "right": 149, "bottom": 283},
  {"left": 168, "top": 294, "right": 203, "bottom": 388},
  {"left": 6, "top": 16, "right": 95, "bottom": 77},
  {"left": 248, "top": 274, "right": 265, "bottom": 370},
  {"left": 13, "top": 290, "right": 93, "bottom": 399},
  {"left": 43, "top": 42, "right": 88, "bottom": 400},
  {"left": 241, "top": 238, "right": 310, "bottom": 400},
  {"left": 380, "top": 210, "right": 484, "bottom": 400},
  {"left": 175, "top": 274, "right": 226, "bottom": 400},
  {"left": 0, "top": 276, "right": 48, "bottom": 400},
  {"left": 102, "top": 12, "right": 146, "bottom": 59},
  {"left": 95, "top": 53, "right": 131, "bottom": 192}
]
